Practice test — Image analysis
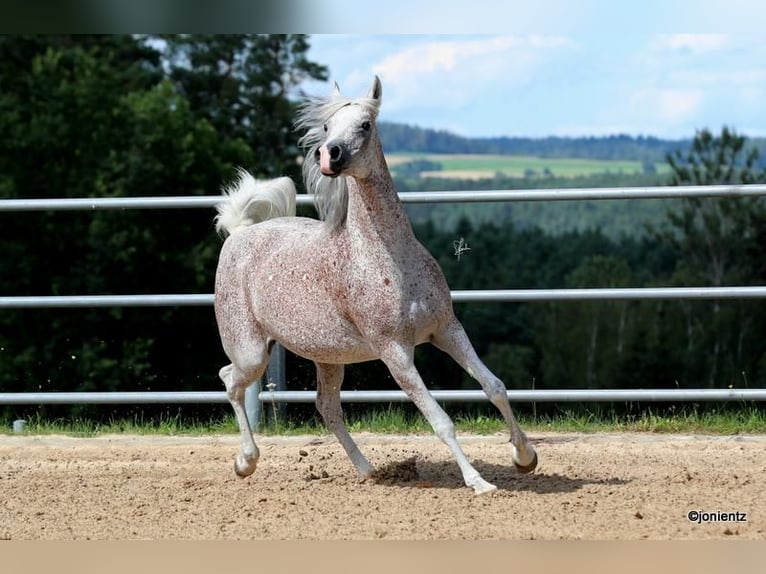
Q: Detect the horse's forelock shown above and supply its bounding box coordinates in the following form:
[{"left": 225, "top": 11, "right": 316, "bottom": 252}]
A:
[{"left": 296, "top": 93, "right": 380, "bottom": 147}]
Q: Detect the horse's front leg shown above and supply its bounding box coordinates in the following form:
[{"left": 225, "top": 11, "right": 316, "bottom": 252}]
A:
[
  {"left": 379, "top": 342, "right": 497, "bottom": 495},
  {"left": 315, "top": 362, "right": 375, "bottom": 478},
  {"left": 432, "top": 318, "right": 538, "bottom": 473}
]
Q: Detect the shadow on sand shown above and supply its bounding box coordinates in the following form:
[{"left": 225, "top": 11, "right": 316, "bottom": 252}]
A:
[{"left": 370, "top": 456, "right": 629, "bottom": 494}]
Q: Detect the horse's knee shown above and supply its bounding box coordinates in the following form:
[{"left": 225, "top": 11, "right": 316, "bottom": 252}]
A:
[
  {"left": 222, "top": 344, "right": 270, "bottom": 387},
  {"left": 220, "top": 364, "right": 246, "bottom": 400},
  {"left": 222, "top": 364, "right": 263, "bottom": 402},
  {"left": 484, "top": 376, "right": 509, "bottom": 403}
]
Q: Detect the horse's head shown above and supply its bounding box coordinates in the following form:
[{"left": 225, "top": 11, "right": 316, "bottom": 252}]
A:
[
  {"left": 317, "top": 76, "right": 382, "bottom": 179},
  {"left": 297, "top": 76, "right": 384, "bottom": 230},
  {"left": 300, "top": 76, "right": 382, "bottom": 180}
]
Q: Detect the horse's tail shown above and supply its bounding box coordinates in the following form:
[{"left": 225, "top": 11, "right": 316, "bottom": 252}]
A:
[{"left": 214, "top": 169, "right": 297, "bottom": 237}]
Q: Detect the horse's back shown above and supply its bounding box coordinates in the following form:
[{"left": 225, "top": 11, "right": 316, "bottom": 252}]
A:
[{"left": 217, "top": 216, "right": 320, "bottom": 263}]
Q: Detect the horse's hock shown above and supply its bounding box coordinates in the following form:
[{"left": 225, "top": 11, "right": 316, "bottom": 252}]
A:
[{"left": 0, "top": 432, "right": 763, "bottom": 540}]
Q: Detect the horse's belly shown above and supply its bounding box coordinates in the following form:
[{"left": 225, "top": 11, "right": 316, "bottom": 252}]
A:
[
  {"left": 282, "top": 332, "right": 378, "bottom": 365},
  {"left": 254, "top": 283, "right": 377, "bottom": 365}
]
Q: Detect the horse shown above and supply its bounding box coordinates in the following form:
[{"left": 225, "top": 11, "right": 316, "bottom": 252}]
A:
[{"left": 213, "top": 76, "right": 537, "bottom": 494}]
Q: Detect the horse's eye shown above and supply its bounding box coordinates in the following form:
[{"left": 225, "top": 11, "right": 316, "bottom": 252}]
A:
[
  {"left": 361, "top": 121, "right": 371, "bottom": 131},
  {"left": 323, "top": 123, "right": 328, "bottom": 132}
]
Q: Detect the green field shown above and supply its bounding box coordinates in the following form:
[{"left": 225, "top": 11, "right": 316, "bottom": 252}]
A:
[{"left": 387, "top": 152, "right": 668, "bottom": 180}]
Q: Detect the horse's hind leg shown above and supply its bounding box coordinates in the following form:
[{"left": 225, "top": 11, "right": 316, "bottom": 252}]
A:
[
  {"left": 219, "top": 357, "right": 268, "bottom": 477},
  {"left": 379, "top": 343, "right": 497, "bottom": 495},
  {"left": 315, "top": 362, "right": 375, "bottom": 478},
  {"left": 432, "top": 319, "right": 538, "bottom": 473}
]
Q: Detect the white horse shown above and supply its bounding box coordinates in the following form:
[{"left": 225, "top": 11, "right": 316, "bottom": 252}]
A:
[{"left": 213, "top": 76, "right": 537, "bottom": 494}]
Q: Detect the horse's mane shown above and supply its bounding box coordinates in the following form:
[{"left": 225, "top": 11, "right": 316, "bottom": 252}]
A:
[{"left": 296, "top": 92, "right": 381, "bottom": 232}]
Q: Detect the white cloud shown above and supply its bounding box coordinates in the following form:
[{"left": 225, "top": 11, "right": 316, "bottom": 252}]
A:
[
  {"left": 621, "top": 33, "right": 766, "bottom": 134},
  {"left": 650, "top": 34, "right": 728, "bottom": 54},
  {"left": 625, "top": 88, "right": 703, "bottom": 124},
  {"left": 372, "top": 36, "right": 570, "bottom": 79},
  {"left": 360, "top": 35, "right": 574, "bottom": 115},
  {"left": 656, "top": 89, "right": 704, "bottom": 122}
]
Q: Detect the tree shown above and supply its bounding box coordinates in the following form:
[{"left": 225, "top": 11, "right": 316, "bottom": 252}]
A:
[
  {"left": 664, "top": 127, "right": 766, "bottom": 286},
  {"left": 661, "top": 127, "right": 766, "bottom": 387},
  {"left": 161, "top": 35, "right": 328, "bottom": 182},
  {"left": 0, "top": 36, "right": 225, "bottom": 406},
  {"left": 0, "top": 35, "right": 329, "bottom": 420},
  {"left": 533, "top": 256, "right": 636, "bottom": 390}
]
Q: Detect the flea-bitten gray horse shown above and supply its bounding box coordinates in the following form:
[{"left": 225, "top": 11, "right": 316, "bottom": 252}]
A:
[{"left": 213, "top": 76, "right": 537, "bottom": 494}]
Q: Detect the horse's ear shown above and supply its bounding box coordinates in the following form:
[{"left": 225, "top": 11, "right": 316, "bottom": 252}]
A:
[
  {"left": 332, "top": 81, "right": 341, "bottom": 96},
  {"left": 367, "top": 76, "right": 382, "bottom": 102}
]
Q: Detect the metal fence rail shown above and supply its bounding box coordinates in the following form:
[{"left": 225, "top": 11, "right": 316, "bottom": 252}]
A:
[
  {"left": 2, "top": 184, "right": 766, "bottom": 413},
  {"left": 1, "top": 184, "right": 766, "bottom": 212},
  {"left": 0, "top": 392, "right": 230, "bottom": 405},
  {"left": 4, "top": 286, "right": 766, "bottom": 309},
  {"left": 2, "top": 388, "right": 765, "bottom": 405}
]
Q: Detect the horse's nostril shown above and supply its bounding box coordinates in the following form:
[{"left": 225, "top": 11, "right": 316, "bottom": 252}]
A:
[
  {"left": 330, "top": 145, "right": 342, "bottom": 161},
  {"left": 314, "top": 148, "right": 321, "bottom": 161}
]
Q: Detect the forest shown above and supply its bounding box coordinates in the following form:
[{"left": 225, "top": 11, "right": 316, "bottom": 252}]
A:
[
  {"left": 379, "top": 122, "right": 685, "bottom": 160},
  {"left": 1, "top": 35, "right": 765, "bottom": 422},
  {"left": 379, "top": 121, "right": 766, "bottom": 166}
]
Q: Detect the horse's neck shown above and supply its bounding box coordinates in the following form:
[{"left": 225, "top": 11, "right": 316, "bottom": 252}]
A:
[{"left": 345, "top": 159, "right": 415, "bottom": 251}]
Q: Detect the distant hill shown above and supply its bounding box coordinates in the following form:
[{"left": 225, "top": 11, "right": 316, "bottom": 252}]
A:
[
  {"left": 399, "top": 172, "right": 673, "bottom": 240},
  {"left": 378, "top": 122, "right": 690, "bottom": 162},
  {"left": 379, "top": 122, "right": 766, "bottom": 238},
  {"left": 379, "top": 122, "right": 766, "bottom": 165}
]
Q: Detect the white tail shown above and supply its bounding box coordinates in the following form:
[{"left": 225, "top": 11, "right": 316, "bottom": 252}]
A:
[{"left": 214, "top": 169, "right": 297, "bottom": 237}]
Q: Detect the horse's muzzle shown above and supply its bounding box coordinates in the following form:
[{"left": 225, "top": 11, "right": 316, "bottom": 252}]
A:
[{"left": 318, "top": 141, "right": 347, "bottom": 176}]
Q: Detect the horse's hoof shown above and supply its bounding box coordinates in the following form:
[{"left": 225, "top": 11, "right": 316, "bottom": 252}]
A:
[
  {"left": 472, "top": 479, "right": 498, "bottom": 495},
  {"left": 358, "top": 467, "right": 376, "bottom": 481},
  {"left": 513, "top": 450, "right": 538, "bottom": 474},
  {"left": 234, "top": 455, "right": 257, "bottom": 478}
]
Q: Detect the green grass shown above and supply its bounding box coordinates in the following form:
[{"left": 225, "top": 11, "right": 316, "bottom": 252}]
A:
[
  {"left": 387, "top": 152, "right": 671, "bottom": 179},
  {"left": 0, "top": 412, "right": 238, "bottom": 438},
  {"left": 525, "top": 407, "right": 766, "bottom": 434},
  {"left": 3, "top": 406, "right": 764, "bottom": 437}
]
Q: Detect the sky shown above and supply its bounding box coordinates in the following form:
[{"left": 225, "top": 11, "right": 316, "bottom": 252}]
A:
[{"left": 298, "top": 2, "right": 766, "bottom": 140}]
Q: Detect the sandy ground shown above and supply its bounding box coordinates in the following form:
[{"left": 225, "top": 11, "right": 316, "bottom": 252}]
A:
[{"left": 0, "top": 432, "right": 763, "bottom": 540}]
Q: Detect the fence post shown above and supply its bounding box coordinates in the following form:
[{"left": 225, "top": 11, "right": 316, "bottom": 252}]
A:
[
  {"left": 244, "top": 343, "right": 286, "bottom": 431},
  {"left": 268, "top": 344, "right": 287, "bottom": 423},
  {"left": 244, "top": 380, "right": 262, "bottom": 432}
]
